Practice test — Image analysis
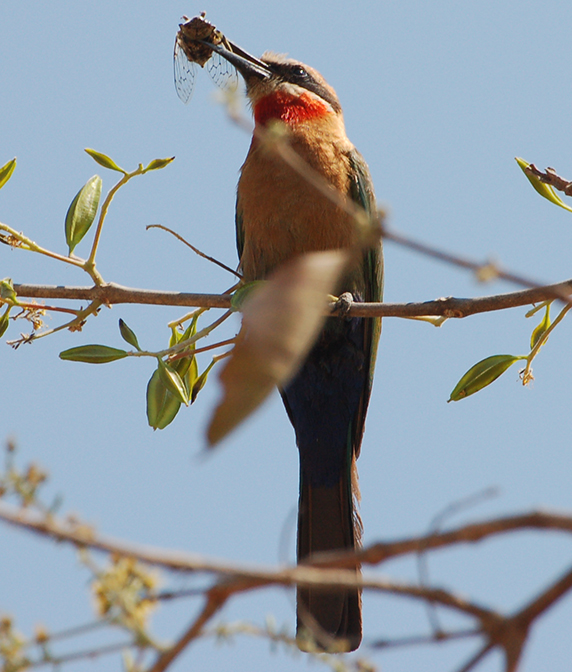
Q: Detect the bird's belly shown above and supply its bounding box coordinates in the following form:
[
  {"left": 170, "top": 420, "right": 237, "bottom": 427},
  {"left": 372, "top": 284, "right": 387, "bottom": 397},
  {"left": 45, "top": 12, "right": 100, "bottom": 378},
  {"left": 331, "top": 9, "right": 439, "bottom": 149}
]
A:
[
  {"left": 240, "top": 212, "right": 356, "bottom": 280},
  {"left": 237, "top": 144, "right": 357, "bottom": 280}
]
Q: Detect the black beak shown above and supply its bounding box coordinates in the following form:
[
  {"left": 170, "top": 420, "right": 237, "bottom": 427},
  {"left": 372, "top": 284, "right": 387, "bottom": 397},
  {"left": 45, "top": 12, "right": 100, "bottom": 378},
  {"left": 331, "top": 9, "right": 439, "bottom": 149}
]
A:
[{"left": 201, "top": 39, "right": 271, "bottom": 82}]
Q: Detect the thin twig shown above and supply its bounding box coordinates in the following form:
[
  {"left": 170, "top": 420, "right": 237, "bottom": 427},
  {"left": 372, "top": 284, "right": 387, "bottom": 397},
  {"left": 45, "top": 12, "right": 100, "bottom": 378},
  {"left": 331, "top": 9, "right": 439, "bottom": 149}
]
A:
[
  {"left": 13, "top": 301, "right": 79, "bottom": 316},
  {"left": 417, "top": 488, "right": 499, "bottom": 637},
  {"left": 0, "top": 221, "right": 85, "bottom": 269},
  {"left": 455, "top": 642, "right": 494, "bottom": 672},
  {"left": 382, "top": 226, "right": 572, "bottom": 306},
  {"left": 526, "top": 164, "right": 572, "bottom": 196},
  {"left": 370, "top": 627, "right": 481, "bottom": 650},
  {"left": 168, "top": 337, "right": 236, "bottom": 361},
  {"left": 148, "top": 588, "right": 228, "bottom": 672},
  {"left": 147, "top": 224, "right": 242, "bottom": 279},
  {"left": 521, "top": 303, "right": 571, "bottom": 383},
  {"left": 7, "top": 299, "right": 103, "bottom": 344},
  {"left": 35, "top": 618, "right": 110, "bottom": 644},
  {"left": 26, "top": 639, "right": 135, "bottom": 670}
]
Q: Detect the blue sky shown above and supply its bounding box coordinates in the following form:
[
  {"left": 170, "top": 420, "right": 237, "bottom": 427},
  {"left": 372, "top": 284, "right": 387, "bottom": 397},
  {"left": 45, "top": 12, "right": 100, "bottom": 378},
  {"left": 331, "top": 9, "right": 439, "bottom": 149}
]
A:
[{"left": 2, "top": 2, "right": 572, "bottom": 671}]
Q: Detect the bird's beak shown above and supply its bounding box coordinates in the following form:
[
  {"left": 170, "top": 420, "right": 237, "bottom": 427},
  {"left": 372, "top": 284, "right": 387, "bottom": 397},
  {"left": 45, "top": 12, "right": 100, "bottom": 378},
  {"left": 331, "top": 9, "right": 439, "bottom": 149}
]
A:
[{"left": 201, "top": 39, "right": 271, "bottom": 83}]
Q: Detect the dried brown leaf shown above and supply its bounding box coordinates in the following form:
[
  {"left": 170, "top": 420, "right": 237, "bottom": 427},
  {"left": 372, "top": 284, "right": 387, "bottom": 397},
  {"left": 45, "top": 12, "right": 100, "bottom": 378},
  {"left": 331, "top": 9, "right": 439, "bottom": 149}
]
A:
[{"left": 207, "top": 250, "right": 348, "bottom": 445}]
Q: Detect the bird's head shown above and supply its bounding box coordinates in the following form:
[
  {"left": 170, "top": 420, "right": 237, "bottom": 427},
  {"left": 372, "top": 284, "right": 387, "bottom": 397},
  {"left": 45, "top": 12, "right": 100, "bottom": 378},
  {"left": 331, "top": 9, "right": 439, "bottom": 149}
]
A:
[{"left": 204, "top": 39, "right": 342, "bottom": 127}]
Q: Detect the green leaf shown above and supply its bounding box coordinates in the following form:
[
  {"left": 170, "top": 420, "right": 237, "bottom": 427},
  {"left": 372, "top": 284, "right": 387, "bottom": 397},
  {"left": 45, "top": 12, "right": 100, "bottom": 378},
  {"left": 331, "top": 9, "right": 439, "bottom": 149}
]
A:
[
  {"left": 146, "top": 368, "right": 182, "bottom": 430},
  {"left": 169, "top": 318, "right": 199, "bottom": 392},
  {"left": 157, "top": 358, "right": 189, "bottom": 406},
  {"left": 515, "top": 157, "right": 572, "bottom": 214},
  {"left": 143, "top": 157, "right": 175, "bottom": 172},
  {"left": 186, "top": 355, "right": 199, "bottom": 394},
  {"left": 0, "top": 158, "right": 16, "bottom": 190},
  {"left": 191, "top": 359, "right": 216, "bottom": 403},
  {"left": 172, "top": 353, "right": 196, "bottom": 384},
  {"left": 163, "top": 354, "right": 197, "bottom": 407},
  {"left": 448, "top": 354, "right": 525, "bottom": 402},
  {"left": 119, "top": 319, "right": 141, "bottom": 351},
  {"left": 230, "top": 281, "right": 263, "bottom": 311},
  {"left": 169, "top": 314, "right": 199, "bottom": 347},
  {"left": 530, "top": 303, "right": 551, "bottom": 350},
  {"left": 0, "top": 277, "right": 18, "bottom": 304},
  {"left": 59, "top": 345, "right": 128, "bottom": 363},
  {"left": 85, "top": 148, "right": 126, "bottom": 173},
  {"left": 0, "top": 306, "right": 11, "bottom": 338},
  {"left": 65, "top": 175, "right": 102, "bottom": 254},
  {"left": 168, "top": 329, "right": 177, "bottom": 349},
  {"left": 181, "top": 314, "right": 199, "bottom": 340}
]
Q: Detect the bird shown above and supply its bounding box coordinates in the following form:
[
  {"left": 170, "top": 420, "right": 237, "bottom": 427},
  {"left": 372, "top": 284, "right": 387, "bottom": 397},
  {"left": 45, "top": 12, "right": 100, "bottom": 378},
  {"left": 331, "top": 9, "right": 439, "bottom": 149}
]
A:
[{"left": 203, "top": 38, "right": 383, "bottom": 652}]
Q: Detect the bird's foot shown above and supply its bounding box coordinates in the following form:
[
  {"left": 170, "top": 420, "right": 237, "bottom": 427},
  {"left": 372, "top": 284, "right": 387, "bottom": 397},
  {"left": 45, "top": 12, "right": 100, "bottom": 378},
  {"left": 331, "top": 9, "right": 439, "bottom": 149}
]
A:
[{"left": 332, "top": 292, "right": 353, "bottom": 318}]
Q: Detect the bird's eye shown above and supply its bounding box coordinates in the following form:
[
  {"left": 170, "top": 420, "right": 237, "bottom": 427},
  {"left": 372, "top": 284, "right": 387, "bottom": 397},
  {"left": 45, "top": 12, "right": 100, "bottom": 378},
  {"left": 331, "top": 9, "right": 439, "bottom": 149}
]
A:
[{"left": 292, "top": 65, "right": 307, "bottom": 79}]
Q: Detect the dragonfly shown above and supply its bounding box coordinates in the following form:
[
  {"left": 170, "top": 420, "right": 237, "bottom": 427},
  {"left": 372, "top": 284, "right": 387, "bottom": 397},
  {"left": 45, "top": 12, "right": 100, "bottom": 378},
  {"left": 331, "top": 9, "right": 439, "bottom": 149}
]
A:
[{"left": 173, "top": 14, "right": 239, "bottom": 104}]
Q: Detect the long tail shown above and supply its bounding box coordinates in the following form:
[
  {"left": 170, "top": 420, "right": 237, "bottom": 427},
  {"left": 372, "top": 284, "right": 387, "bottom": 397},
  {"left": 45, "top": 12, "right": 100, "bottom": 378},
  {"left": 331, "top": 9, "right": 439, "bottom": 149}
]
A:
[
  {"left": 296, "top": 461, "right": 362, "bottom": 651},
  {"left": 282, "top": 315, "right": 368, "bottom": 652}
]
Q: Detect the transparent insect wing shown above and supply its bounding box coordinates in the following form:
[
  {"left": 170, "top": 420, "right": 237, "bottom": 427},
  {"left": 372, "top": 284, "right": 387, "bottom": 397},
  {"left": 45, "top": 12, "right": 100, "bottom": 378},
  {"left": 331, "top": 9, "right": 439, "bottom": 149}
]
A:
[
  {"left": 206, "top": 52, "right": 239, "bottom": 92},
  {"left": 174, "top": 39, "right": 196, "bottom": 104}
]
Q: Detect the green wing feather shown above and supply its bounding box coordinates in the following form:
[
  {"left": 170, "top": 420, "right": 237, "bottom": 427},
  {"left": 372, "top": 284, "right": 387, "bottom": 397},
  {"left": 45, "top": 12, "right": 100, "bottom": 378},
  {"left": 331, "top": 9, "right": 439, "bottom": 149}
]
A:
[{"left": 347, "top": 149, "right": 384, "bottom": 455}]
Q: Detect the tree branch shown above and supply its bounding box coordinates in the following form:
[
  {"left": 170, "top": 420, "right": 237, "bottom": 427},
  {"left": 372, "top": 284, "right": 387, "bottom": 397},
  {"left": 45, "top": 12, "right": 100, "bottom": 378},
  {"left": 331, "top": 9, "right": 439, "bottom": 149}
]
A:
[
  {"left": 10, "top": 279, "right": 572, "bottom": 320},
  {"left": 1, "top": 501, "right": 570, "bottom": 617},
  {"left": 4, "top": 499, "right": 572, "bottom": 670},
  {"left": 11, "top": 282, "right": 231, "bottom": 309},
  {"left": 303, "top": 511, "right": 572, "bottom": 568}
]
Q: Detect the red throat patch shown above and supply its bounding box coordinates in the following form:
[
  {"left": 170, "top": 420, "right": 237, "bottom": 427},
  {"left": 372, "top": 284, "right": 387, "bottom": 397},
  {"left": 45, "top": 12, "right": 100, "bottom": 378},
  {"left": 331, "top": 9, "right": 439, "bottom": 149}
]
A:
[{"left": 254, "top": 90, "right": 330, "bottom": 126}]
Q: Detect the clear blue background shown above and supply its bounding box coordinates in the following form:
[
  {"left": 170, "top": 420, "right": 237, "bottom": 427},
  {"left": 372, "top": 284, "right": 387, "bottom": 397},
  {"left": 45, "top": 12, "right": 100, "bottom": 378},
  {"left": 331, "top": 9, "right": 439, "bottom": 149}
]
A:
[{"left": 2, "top": 2, "right": 572, "bottom": 671}]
